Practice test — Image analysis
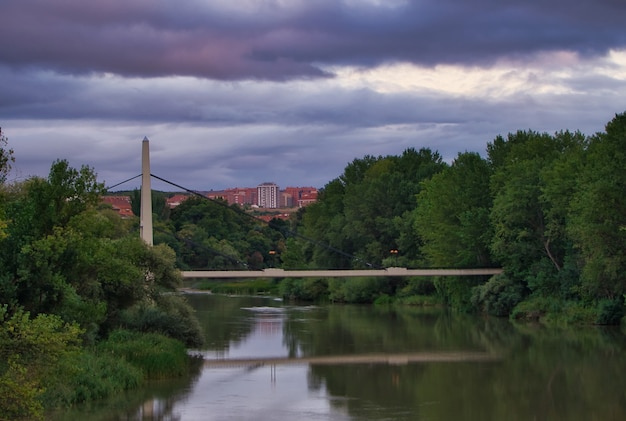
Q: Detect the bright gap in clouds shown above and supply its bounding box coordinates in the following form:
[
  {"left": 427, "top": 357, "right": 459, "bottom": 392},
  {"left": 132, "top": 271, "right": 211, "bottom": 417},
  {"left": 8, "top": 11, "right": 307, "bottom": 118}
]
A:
[{"left": 326, "top": 49, "right": 626, "bottom": 98}]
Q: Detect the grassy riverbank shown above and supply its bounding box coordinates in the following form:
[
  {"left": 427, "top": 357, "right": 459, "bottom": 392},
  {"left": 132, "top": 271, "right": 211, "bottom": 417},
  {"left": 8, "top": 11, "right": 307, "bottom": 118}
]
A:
[{"left": 1, "top": 311, "right": 193, "bottom": 421}]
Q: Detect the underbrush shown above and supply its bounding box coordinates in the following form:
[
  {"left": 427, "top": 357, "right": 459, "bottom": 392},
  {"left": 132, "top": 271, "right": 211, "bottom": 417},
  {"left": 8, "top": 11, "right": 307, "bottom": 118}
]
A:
[
  {"left": 193, "top": 279, "right": 279, "bottom": 295},
  {"left": 511, "top": 296, "right": 624, "bottom": 326},
  {"left": 40, "top": 329, "right": 191, "bottom": 411},
  {"left": 41, "top": 351, "right": 142, "bottom": 408},
  {"left": 119, "top": 295, "right": 205, "bottom": 347},
  {"left": 394, "top": 294, "right": 443, "bottom": 306},
  {"left": 97, "top": 329, "right": 190, "bottom": 379}
]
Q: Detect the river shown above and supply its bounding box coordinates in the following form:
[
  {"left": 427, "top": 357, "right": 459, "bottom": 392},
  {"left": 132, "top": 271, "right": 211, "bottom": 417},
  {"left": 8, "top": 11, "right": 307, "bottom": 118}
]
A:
[{"left": 51, "top": 293, "right": 626, "bottom": 420}]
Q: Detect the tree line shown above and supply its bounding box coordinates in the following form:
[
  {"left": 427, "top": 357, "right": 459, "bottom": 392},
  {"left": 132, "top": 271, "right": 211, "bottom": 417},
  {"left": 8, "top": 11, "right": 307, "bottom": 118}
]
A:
[{"left": 278, "top": 112, "right": 626, "bottom": 324}]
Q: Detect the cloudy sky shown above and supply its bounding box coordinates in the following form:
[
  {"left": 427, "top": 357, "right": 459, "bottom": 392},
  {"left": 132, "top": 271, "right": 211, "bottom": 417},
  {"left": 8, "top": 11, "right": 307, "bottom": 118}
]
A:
[{"left": 1, "top": 0, "right": 625, "bottom": 191}]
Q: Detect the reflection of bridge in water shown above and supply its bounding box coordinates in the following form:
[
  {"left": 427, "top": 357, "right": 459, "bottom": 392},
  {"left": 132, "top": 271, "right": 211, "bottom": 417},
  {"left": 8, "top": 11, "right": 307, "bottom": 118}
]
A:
[{"left": 203, "top": 351, "right": 499, "bottom": 368}]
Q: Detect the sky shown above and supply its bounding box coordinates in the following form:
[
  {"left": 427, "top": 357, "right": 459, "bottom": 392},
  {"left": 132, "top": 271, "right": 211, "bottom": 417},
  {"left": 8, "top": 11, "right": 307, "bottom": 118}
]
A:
[{"left": 1, "top": 0, "right": 625, "bottom": 192}]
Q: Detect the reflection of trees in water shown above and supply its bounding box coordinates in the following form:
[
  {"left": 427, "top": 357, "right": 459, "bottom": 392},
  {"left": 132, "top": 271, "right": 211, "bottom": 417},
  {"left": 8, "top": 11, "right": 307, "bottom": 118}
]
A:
[
  {"left": 185, "top": 293, "right": 264, "bottom": 352},
  {"left": 287, "top": 304, "right": 626, "bottom": 421}
]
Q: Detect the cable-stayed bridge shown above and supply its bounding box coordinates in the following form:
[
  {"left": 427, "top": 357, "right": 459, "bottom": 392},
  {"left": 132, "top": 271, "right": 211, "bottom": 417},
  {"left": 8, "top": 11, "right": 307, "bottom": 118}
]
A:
[
  {"left": 130, "top": 138, "right": 502, "bottom": 279},
  {"left": 181, "top": 267, "right": 503, "bottom": 279}
]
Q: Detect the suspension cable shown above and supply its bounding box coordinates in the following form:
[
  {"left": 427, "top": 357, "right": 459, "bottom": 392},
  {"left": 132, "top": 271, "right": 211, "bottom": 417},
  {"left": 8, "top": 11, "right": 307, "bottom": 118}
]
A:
[{"left": 105, "top": 174, "right": 142, "bottom": 191}]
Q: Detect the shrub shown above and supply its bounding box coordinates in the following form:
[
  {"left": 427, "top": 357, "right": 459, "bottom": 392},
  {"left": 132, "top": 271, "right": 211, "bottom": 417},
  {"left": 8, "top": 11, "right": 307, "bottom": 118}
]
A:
[
  {"left": 119, "top": 295, "right": 204, "bottom": 348},
  {"left": 41, "top": 351, "right": 142, "bottom": 407},
  {"left": 595, "top": 298, "right": 625, "bottom": 325},
  {"left": 98, "top": 330, "right": 189, "bottom": 379},
  {"left": 471, "top": 274, "right": 525, "bottom": 317},
  {"left": 374, "top": 294, "right": 393, "bottom": 305},
  {"left": 434, "top": 276, "right": 481, "bottom": 313},
  {"left": 0, "top": 357, "right": 44, "bottom": 421},
  {"left": 0, "top": 306, "right": 84, "bottom": 419},
  {"left": 327, "top": 277, "right": 393, "bottom": 304},
  {"left": 280, "top": 278, "right": 328, "bottom": 301},
  {"left": 397, "top": 278, "right": 436, "bottom": 297},
  {"left": 511, "top": 296, "right": 598, "bottom": 325}
]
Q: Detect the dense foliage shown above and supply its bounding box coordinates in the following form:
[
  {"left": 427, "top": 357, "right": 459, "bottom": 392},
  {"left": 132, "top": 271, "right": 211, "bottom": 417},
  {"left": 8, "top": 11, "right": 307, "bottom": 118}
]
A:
[
  {"left": 0, "top": 158, "right": 202, "bottom": 419},
  {"left": 282, "top": 113, "right": 626, "bottom": 325}
]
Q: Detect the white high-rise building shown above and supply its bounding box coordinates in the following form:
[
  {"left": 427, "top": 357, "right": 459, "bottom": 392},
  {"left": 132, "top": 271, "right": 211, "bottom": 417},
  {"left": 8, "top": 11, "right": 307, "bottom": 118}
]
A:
[{"left": 257, "top": 182, "right": 280, "bottom": 208}]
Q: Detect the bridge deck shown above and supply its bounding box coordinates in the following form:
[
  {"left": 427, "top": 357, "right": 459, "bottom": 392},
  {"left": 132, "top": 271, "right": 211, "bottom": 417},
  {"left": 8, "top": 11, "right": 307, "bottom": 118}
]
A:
[{"left": 182, "top": 267, "right": 502, "bottom": 279}]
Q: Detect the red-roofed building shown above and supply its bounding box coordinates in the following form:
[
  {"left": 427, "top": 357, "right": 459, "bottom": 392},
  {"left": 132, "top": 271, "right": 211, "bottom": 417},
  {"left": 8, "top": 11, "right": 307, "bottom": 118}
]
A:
[
  {"left": 101, "top": 196, "right": 134, "bottom": 218},
  {"left": 283, "top": 187, "right": 318, "bottom": 208},
  {"left": 166, "top": 194, "right": 191, "bottom": 208},
  {"left": 298, "top": 190, "right": 318, "bottom": 207}
]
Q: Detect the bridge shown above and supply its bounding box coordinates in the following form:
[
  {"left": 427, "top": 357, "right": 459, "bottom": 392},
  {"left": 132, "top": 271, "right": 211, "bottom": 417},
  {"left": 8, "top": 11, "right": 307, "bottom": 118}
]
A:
[
  {"left": 137, "top": 138, "right": 502, "bottom": 279},
  {"left": 182, "top": 267, "right": 503, "bottom": 279}
]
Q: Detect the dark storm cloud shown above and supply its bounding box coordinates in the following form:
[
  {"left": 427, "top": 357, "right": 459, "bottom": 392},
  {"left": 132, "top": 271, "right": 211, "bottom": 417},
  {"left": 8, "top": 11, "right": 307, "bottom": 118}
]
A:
[{"left": 1, "top": 0, "right": 624, "bottom": 81}]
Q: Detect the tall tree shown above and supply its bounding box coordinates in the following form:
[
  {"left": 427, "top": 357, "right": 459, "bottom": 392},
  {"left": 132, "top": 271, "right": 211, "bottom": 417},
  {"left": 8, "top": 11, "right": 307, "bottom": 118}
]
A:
[
  {"left": 415, "top": 152, "right": 494, "bottom": 268},
  {"left": 568, "top": 112, "right": 626, "bottom": 300},
  {"left": 0, "top": 128, "right": 14, "bottom": 185},
  {"left": 488, "top": 130, "right": 585, "bottom": 295}
]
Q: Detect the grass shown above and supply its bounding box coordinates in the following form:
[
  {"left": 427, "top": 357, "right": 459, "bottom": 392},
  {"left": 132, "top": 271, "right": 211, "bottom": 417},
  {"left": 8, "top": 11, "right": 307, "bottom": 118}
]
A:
[
  {"left": 97, "top": 329, "right": 190, "bottom": 379},
  {"left": 192, "top": 279, "right": 280, "bottom": 295}
]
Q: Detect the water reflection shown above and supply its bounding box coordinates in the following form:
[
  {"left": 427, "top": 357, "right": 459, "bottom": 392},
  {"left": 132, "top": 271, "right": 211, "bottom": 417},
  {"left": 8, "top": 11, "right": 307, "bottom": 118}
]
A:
[{"left": 52, "top": 294, "right": 626, "bottom": 421}]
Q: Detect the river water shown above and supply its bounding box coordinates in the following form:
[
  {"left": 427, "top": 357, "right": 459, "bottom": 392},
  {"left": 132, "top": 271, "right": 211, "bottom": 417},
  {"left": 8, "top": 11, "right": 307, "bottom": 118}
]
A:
[{"left": 52, "top": 293, "right": 626, "bottom": 420}]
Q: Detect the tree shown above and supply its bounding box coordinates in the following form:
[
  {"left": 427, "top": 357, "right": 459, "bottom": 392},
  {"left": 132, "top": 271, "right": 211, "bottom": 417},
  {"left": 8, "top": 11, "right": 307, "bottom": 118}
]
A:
[
  {"left": 0, "top": 127, "right": 15, "bottom": 185},
  {"left": 568, "top": 113, "right": 626, "bottom": 300},
  {"left": 487, "top": 130, "right": 586, "bottom": 299},
  {"left": 0, "top": 128, "right": 15, "bottom": 242},
  {"left": 415, "top": 152, "right": 494, "bottom": 268}
]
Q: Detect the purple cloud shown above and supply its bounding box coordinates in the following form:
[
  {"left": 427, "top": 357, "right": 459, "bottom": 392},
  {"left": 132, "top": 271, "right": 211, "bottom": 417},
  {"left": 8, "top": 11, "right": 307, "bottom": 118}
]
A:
[{"left": 1, "top": 0, "right": 624, "bottom": 80}]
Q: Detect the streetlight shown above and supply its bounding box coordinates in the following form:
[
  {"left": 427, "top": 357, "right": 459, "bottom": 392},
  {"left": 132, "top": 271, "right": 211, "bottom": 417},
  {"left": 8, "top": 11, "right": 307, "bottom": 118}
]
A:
[
  {"left": 390, "top": 249, "right": 399, "bottom": 267},
  {"left": 269, "top": 250, "right": 277, "bottom": 268}
]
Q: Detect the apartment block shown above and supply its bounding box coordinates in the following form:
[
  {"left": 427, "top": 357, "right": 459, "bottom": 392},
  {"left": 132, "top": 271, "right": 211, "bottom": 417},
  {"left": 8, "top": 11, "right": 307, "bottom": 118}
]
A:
[{"left": 257, "top": 182, "right": 280, "bottom": 208}]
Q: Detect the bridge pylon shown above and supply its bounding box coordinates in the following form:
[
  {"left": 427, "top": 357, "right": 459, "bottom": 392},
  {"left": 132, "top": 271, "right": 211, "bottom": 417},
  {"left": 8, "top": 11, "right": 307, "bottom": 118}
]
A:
[{"left": 140, "top": 137, "right": 153, "bottom": 245}]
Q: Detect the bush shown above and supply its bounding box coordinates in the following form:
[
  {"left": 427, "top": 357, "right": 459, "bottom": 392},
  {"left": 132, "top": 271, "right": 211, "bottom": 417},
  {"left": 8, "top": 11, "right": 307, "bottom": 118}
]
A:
[
  {"left": 0, "top": 357, "right": 44, "bottom": 421},
  {"left": 0, "top": 306, "right": 84, "bottom": 419},
  {"left": 511, "top": 296, "right": 597, "bottom": 325},
  {"left": 595, "top": 298, "right": 625, "bottom": 325},
  {"left": 328, "top": 277, "right": 392, "bottom": 303},
  {"left": 397, "top": 278, "right": 436, "bottom": 297},
  {"left": 119, "top": 295, "right": 205, "bottom": 348},
  {"left": 374, "top": 294, "right": 393, "bottom": 305},
  {"left": 434, "top": 276, "right": 481, "bottom": 313},
  {"left": 280, "top": 278, "right": 328, "bottom": 301},
  {"left": 471, "top": 274, "right": 525, "bottom": 317},
  {"left": 41, "top": 351, "right": 142, "bottom": 407},
  {"left": 196, "top": 279, "right": 279, "bottom": 296},
  {"left": 98, "top": 330, "right": 189, "bottom": 379}
]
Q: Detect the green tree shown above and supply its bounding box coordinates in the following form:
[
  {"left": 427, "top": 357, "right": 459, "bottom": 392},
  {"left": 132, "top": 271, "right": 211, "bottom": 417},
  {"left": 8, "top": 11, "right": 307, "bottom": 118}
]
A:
[
  {"left": 0, "top": 127, "right": 14, "bottom": 185},
  {"left": 0, "top": 306, "right": 83, "bottom": 420},
  {"left": 0, "top": 128, "right": 15, "bottom": 242},
  {"left": 415, "top": 151, "right": 493, "bottom": 268},
  {"left": 568, "top": 113, "right": 626, "bottom": 301},
  {"left": 488, "top": 131, "right": 584, "bottom": 286}
]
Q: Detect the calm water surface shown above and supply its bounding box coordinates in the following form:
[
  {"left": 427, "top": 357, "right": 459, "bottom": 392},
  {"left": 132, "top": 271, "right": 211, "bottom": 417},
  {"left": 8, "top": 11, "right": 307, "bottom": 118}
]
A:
[{"left": 52, "top": 293, "right": 626, "bottom": 420}]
